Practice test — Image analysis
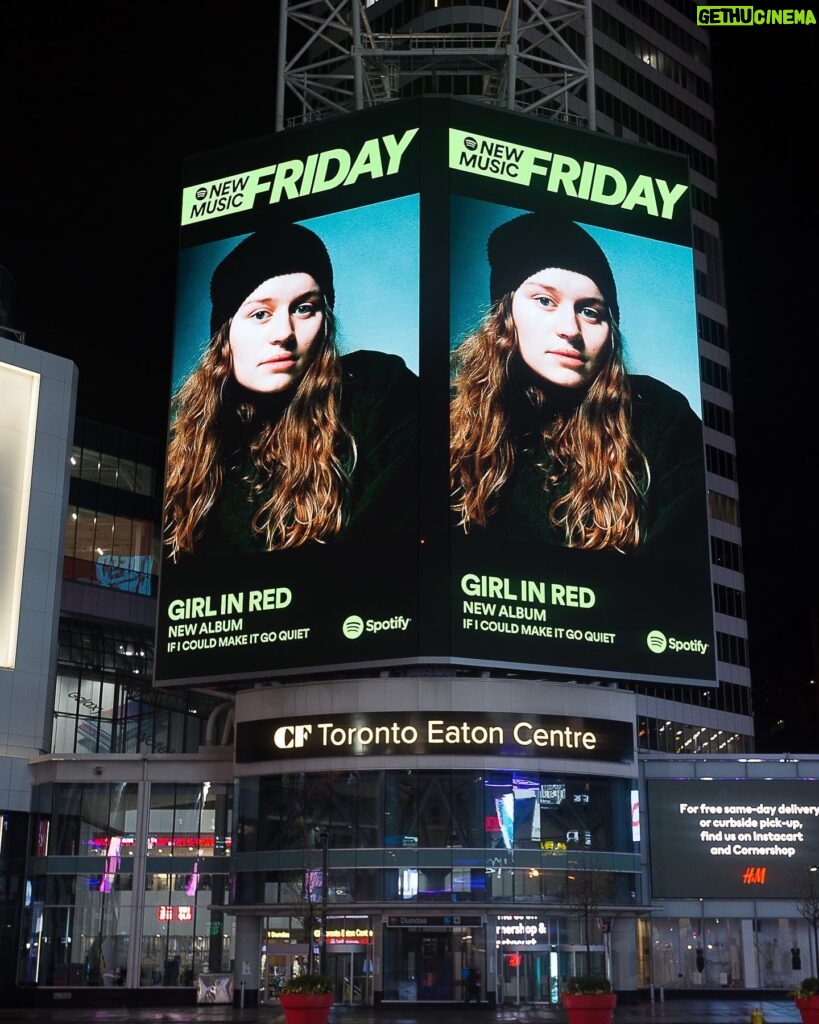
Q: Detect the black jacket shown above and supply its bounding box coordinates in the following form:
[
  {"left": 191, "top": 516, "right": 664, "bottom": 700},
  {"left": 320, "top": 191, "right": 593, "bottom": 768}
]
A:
[
  {"left": 196, "top": 350, "right": 418, "bottom": 555},
  {"left": 472, "top": 374, "right": 708, "bottom": 558}
]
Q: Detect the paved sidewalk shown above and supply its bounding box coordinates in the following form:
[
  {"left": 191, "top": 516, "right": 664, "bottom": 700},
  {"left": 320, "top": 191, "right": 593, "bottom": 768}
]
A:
[{"left": 0, "top": 997, "right": 802, "bottom": 1023}]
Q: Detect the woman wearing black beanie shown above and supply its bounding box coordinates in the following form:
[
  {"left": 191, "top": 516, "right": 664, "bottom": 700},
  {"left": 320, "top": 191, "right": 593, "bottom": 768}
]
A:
[
  {"left": 164, "top": 221, "right": 417, "bottom": 560},
  {"left": 450, "top": 211, "right": 706, "bottom": 556}
]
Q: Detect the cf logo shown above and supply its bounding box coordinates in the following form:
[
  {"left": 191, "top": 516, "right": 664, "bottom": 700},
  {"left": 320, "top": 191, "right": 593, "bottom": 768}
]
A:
[{"left": 273, "top": 724, "right": 313, "bottom": 749}]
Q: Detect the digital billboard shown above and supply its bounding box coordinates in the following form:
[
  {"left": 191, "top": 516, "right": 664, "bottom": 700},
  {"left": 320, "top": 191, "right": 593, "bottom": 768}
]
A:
[
  {"left": 155, "top": 98, "right": 714, "bottom": 687},
  {"left": 446, "top": 105, "right": 714, "bottom": 684},
  {"left": 648, "top": 779, "right": 819, "bottom": 899},
  {"left": 155, "top": 103, "right": 425, "bottom": 685}
]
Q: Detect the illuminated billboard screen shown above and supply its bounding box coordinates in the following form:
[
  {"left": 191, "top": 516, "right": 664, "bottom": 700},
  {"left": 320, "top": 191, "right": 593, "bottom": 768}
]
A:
[
  {"left": 155, "top": 98, "right": 714, "bottom": 687},
  {"left": 446, "top": 105, "right": 713, "bottom": 684},
  {"left": 155, "top": 104, "right": 424, "bottom": 684},
  {"left": 648, "top": 779, "right": 819, "bottom": 899},
  {"left": 0, "top": 360, "right": 39, "bottom": 669}
]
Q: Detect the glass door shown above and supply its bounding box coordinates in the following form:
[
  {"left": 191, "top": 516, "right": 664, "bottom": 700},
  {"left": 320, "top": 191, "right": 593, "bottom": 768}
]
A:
[
  {"left": 558, "top": 947, "right": 606, "bottom": 984},
  {"left": 259, "top": 951, "right": 309, "bottom": 1004},
  {"left": 498, "top": 950, "right": 558, "bottom": 1003},
  {"left": 326, "top": 948, "right": 373, "bottom": 1004}
]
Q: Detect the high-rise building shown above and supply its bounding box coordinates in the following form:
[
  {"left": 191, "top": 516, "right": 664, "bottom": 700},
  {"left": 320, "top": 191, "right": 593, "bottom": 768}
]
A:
[{"left": 277, "top": 0, "right": 752, "bottom": 757}]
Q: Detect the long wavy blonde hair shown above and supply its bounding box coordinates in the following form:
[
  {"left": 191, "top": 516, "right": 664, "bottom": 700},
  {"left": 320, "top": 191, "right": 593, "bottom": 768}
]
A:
[
  {"left": 164, "top": 310, "right": 354, "bottom": 560},
  {"left": 450, "top": 294, "right": 648, "bottom": 552}
]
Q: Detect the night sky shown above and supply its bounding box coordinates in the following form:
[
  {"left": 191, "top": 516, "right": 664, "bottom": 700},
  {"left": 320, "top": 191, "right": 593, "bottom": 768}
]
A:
[{"left": 2, "top": 6, "right": 816, "bottom": 746}]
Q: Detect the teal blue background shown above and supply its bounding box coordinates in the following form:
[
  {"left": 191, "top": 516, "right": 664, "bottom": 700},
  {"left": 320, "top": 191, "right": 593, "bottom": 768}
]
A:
[
  {"left": 171, "top": 194, "right": 420, "bottom": 394},
  {"left": 450, "top": 195, "right": 702, "bottom": 415}
]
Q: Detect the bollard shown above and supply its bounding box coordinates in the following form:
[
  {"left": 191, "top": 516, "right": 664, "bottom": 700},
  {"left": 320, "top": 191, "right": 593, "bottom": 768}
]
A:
[
  {"left": 240, "top": 979, "right": 246, "bottom": 1009},
  {"left": 750, "top": 1009, "right": 765, "bottom": 1024}
]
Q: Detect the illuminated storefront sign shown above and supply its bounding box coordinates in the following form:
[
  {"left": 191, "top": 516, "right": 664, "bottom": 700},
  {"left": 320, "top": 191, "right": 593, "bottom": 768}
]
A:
[
  {"left": 386, "top": 915, "right": 482, "bottom": 928},
  {"left": 157, "top": 906, "right": 193, "bottom": 923},
  {"left": 236, "top": 710, "right": 633, "bottom": 764},
  {"left": 90, "top": 834, "right": 231, "bottom": 852},
  {"left": 312, "top": 927, "right": 373, "bottom": 945},
  {"left": 495, "top": 915, "right": 549, "bottom": 947}
]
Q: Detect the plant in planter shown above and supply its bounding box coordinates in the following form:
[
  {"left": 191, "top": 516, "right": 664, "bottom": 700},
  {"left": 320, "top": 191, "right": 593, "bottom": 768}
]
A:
[
  {"left": 279, "top": 973, "right": 334, "bottom": 1024},
  {"left": 562, "top": 975, "right": 617, "bottom": 1024},
  {"left": 792, "top": 977, "right": 819, "bottom": 1024}
]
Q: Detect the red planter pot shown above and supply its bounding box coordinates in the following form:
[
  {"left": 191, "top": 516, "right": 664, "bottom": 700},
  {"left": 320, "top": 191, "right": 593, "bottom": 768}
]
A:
[
  {"left": 562, "top": 992, "right": 618, "bottom": 1024},
  {"left": 280, "top": 992, "right": 334, "bottom": 1024},
  {"left": 796, "top": 995, "right": 819, "bottom": 1024}
]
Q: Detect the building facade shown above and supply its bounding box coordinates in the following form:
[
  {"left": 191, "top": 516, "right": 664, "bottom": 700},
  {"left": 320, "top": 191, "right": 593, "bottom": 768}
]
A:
[
  {"left": 0, "top": 331, "right": 77, "bottom": 995},
  {"left": 7, "top": 1, "right": 815, "bottom": 1012}
]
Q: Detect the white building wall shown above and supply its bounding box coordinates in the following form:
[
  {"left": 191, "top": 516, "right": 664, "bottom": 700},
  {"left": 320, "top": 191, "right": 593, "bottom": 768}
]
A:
[{"left": 0, "top": 336, "right": 77, "bottom": 809}]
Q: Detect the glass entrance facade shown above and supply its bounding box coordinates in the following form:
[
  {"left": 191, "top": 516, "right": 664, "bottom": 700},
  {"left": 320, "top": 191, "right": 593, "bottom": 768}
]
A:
[
  {"left": 232, "top": 767, "right": 640, "bottom": 1004},
  {"left": 19, "top": 776, "right": 233, "bottom": 990},
  {"left": 19, "top": 758, "right": 819, "bottom": 1000},
  {"left": 235, "top": 768, "right": 639, "bottom": 909}
]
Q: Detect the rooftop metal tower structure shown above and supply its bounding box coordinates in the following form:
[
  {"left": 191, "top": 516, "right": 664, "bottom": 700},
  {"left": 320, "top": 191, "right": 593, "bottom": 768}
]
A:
[{"left": 275, "top": 0, "right": 596, "bottom": 132}]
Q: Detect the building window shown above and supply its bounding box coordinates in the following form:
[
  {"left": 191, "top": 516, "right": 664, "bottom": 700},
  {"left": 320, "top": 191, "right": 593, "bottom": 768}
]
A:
[
  {"left": 20, "top": 782, "right": 232, "bottom": 988},
  {"left": 63, "top": 505, "right": 159, "bottom": 596},
  {"left": 702, "top": 400, "right": 734, "bottom": 438},
  {"left": 706, "top": 444, "right": 737, "bottom": 481},
  {"left": 700, "top": 356, "right": 730, "bottom": 393},
  {"left": 637, "top": 717, "right": 749, "bottom": 754},
  {"left": 53, "top": 620, "right": 216, "bottom": 755},
  {"left": 714, "top": 582, "right": 746, "bottom": 619},
  {"left": 717, "top": 631, "right": 749, "bottom": 667},
  {"left": 698, "top": 314, "right": 728, "bottom": 351},
  {"left": 711, "top": 536, "right": 743, "bottom": 572},
  {"left": 595, "top": 90, "right": 716, "bottom": 182},
  {"left": 708, "top": 490, "right": 740, "bottom": 526}
]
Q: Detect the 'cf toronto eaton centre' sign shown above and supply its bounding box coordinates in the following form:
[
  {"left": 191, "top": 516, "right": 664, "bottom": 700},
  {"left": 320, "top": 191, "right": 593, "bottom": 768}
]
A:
[{"left": 236, "top": 711, "right": 633, "bottom": 764}]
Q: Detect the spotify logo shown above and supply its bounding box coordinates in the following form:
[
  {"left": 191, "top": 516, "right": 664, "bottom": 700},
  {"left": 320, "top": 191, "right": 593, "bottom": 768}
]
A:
[
  {"left": 646, "top": 630, "right": 710, "bottom": 655},
  {"left": 343, "top": 615, "right": 365, "bottom": 639},
  {"left": 464, "top": 136, "right": 478, "bottom": 151}
]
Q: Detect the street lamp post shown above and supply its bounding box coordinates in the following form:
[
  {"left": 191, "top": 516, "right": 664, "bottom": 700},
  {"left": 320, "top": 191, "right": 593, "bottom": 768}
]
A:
[
  {"left": 809, "top": 866, "right": 819, "bottom": 977},
  {"left": 319, "top": 830, "right": 329, "bottom": 977},
  {"left": 795, "top": 865, "right": 819, "bottom": 978}
]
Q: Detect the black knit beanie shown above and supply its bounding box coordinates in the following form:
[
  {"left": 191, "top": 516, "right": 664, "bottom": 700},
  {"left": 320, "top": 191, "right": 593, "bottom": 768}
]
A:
[
  {"left": 210, "top": 222, "right": 335, "bottom": 335},
  {"left": 488, "top": 213, "right": 619, "bottom": 325}
]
